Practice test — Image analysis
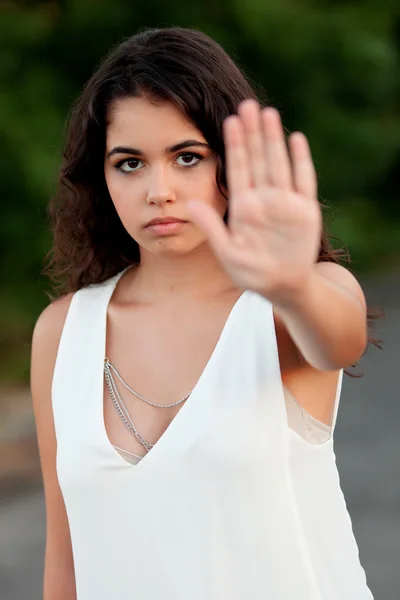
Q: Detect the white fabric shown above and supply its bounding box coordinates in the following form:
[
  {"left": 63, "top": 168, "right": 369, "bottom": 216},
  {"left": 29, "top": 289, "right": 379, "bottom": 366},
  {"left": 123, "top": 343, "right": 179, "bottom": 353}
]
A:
[
  {"left": 52, "top": 268, "right": 374, "bottom": 599},
  {"left": 112, "top": 387, "right": 332, "bottom": 465}
]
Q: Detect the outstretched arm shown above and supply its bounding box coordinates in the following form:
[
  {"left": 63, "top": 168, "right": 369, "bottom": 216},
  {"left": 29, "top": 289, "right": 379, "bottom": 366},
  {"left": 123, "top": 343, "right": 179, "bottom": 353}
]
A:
[{"left": 187, "top": 99, "right": 367, "bottom": 371}]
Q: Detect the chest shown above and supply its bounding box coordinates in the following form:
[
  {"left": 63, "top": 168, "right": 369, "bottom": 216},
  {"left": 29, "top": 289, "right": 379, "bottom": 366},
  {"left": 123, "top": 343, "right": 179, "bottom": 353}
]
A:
[{"left": 103, "top": 291, "right": 256, "bottom": 458}]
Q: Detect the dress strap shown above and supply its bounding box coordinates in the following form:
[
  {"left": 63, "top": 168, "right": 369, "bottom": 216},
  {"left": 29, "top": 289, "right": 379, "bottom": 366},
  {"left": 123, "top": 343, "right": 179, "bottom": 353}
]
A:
[
  {"left": 331, "top": 368, "right": 344, "bottom": 431},
  {"left": 52, "top": 268, "right": 131, "bottom": 444}
]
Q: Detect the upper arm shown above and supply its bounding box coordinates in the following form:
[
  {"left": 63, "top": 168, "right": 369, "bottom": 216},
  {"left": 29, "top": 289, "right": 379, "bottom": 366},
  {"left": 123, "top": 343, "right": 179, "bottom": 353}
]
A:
[
  {"left": 30, "top": 293, "right": 77, "bottom": 600},
  {"left": 314, "top": 261, "right": 367, "bottom": 313},
  {"left": 275, "top": 262, "right": 365, "bottom": 428}
]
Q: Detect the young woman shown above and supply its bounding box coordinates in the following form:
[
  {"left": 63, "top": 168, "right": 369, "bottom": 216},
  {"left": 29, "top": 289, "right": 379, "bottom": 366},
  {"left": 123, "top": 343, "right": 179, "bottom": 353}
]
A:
[{"left": 31, "top": 27, "right": 376, "bottom": 599}]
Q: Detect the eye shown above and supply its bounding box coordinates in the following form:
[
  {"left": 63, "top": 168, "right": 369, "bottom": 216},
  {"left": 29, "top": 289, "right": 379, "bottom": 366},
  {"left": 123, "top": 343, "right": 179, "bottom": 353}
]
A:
[
  {"left": 114, "top": 152, "right": 204, "bottom": 174},
  {"left": 115, "top": 158, "right": 142, "bottom": 173},
  {"left": 176, "top": 152, "right": 204, "bottom": 167}
]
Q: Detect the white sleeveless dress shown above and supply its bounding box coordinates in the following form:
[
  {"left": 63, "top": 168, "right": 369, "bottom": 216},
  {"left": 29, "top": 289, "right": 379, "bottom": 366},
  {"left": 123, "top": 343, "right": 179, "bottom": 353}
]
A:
[{"left": 52, "top": 269, "right": 374, "bottom": 599}]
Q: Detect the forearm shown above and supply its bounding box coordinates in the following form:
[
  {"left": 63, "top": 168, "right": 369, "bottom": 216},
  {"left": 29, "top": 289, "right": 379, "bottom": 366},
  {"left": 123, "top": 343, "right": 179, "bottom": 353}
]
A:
[{"left": 272, "top": 267, "right": 368, "bottom": 371}]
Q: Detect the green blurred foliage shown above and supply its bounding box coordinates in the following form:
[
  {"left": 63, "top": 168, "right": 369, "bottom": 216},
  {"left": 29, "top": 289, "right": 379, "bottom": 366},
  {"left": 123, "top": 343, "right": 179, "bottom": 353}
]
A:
[{"left": 1, "top": 0, "right": 399, "bottom": 382}]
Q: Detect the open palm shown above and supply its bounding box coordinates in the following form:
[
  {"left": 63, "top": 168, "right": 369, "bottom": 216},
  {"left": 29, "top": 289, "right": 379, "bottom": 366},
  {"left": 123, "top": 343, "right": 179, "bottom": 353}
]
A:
[{"left": 187, "top": 100, "right": 323, "bottom": 304}]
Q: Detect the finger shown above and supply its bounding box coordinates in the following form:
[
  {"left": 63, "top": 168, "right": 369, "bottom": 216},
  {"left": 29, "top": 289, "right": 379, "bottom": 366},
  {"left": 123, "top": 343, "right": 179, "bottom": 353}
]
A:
[
  {"left": 289, "top": 132, "right": 317, "bottom": 199},
  {"left": 237, "top": 99, "right": 267, "bottom": 188},
  {"left": 223, "top": 115, "right": 251, "bottom": 199},
  {"left": 261, "top": 108, "right": 292, "bottom": 189},
  {"left": 186, "top": 200, "right": 231, "bottom": 261}
]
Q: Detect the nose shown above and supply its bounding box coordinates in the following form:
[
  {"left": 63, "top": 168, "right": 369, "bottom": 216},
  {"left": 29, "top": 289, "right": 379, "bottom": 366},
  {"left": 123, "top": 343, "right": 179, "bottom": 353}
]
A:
[{"left": 146, "top": 166, "right": 176, "bottom": 206}]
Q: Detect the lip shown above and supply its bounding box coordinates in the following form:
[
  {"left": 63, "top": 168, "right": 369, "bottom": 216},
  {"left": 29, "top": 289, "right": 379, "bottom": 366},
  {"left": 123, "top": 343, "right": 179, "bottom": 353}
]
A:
[
  {"left": 145, "top": 217, "right": 188, "bottom": 227},
  {"left": 144, "top": 217, "right": 188, "bottom": 237}
]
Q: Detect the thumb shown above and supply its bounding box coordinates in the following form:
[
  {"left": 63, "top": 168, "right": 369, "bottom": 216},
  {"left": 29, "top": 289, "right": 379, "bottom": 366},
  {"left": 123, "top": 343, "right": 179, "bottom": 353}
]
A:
[{"left": 186, "top": 200, "right": 231, "bottom": 260}]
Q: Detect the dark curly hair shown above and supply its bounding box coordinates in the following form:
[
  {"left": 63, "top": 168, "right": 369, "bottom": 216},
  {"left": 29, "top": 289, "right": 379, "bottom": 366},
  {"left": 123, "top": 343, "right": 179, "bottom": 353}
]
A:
[{"left": 43, "top": 26, "right": 383, "bottom": 370}]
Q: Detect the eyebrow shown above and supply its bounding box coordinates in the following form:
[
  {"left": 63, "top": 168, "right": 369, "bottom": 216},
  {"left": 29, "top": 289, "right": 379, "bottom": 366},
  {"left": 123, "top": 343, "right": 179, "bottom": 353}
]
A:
[{"left": 106, "top": 140, "right": 210, "bottom": 159}]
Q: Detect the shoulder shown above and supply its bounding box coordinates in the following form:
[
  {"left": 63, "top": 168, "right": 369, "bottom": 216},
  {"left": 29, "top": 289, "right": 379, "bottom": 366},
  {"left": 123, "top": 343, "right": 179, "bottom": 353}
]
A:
[
  {"left": 31, "top": 293, "right": 76, "bottom": 393},
  {"left": 32, "top": 293, "right": 75, "bottom": 355}
]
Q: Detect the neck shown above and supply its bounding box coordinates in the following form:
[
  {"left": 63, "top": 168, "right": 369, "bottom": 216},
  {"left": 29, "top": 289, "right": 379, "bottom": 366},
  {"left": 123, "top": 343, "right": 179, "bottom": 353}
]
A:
[{"left": 127, "top": 243, "right": 236, "bottom": 303}]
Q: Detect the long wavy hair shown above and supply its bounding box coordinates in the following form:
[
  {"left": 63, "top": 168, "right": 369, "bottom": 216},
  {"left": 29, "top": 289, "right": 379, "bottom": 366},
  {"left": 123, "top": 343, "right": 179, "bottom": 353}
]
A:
[{"left": 43, "top": 26, "right": 383, "bottom": 371}]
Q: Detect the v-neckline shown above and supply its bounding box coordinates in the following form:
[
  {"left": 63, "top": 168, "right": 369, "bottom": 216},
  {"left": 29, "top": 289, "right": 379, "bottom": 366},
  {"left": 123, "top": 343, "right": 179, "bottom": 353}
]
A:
[{"left": 98, "top": 268, "right": 248, "bottom": 471}]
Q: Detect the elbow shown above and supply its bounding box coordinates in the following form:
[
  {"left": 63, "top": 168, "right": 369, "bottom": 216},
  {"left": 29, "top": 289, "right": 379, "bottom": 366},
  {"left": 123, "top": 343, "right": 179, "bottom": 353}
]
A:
[{"left": 329, "top": 329, "right": 369, "bottom": 371}]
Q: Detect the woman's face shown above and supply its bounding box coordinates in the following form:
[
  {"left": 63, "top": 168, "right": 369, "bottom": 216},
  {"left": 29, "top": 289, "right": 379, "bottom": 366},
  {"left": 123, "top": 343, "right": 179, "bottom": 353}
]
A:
[{"left": 104, "top": 96, "right": 227, "bottom": 257}]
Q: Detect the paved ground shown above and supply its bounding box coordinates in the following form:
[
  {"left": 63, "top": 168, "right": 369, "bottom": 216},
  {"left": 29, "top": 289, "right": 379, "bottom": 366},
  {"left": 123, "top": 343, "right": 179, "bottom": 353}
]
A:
[{"left": 0, "top": 268, "right": 399, "bottom": 600}]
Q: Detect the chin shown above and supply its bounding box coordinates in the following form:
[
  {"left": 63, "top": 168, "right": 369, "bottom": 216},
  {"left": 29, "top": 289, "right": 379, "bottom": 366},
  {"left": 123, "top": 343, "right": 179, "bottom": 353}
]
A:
[{"left": 141, "top": 234, "right": 207, "bottom": 257}]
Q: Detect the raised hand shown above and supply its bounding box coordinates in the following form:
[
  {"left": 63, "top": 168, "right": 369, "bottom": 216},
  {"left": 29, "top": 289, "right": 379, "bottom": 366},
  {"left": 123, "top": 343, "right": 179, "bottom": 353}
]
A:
[{"left": 187, "top": 99, "right": 323, "bottom": 306}]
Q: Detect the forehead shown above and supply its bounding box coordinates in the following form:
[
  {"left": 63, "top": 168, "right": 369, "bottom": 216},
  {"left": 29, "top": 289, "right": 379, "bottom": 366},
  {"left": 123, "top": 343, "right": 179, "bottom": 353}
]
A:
[{"left": 106, "top": 96, "right": 204, "bottom": 147}]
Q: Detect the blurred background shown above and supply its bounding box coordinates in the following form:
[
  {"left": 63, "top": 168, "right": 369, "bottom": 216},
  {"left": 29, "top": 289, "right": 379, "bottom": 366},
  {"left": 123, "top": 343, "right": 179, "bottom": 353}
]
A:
[{"left": 0, "top": 1, "right": 399, "bottom": 598}]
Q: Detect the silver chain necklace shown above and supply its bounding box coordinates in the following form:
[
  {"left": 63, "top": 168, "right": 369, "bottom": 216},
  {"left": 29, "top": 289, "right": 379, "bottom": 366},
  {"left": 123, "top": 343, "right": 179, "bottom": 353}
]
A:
[
  {"left": 103, "top": 357, "right": 191, "bottom": 453},
  {"left": 104, "top": 357, "right": 192, "bottom": 408}
]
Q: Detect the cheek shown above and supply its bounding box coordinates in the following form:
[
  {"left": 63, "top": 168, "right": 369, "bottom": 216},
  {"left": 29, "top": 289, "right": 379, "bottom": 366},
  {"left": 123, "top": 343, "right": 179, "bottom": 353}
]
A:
[
  {"left": 199, "top": 164, "right": 227, "bottom": 215},
  {"left": 105, "top": 171, "right": 142, "bottom": 219},
  {"left": 211, "top": 184, "right": 228, "bottom": 217}
]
